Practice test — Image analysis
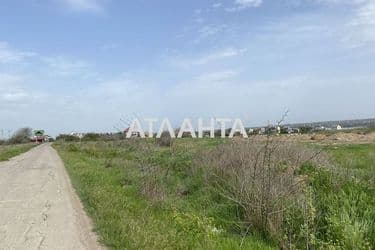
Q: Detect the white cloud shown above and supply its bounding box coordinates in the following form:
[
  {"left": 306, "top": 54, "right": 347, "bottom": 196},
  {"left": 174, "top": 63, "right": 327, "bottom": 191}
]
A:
[
  {"left": 0, "top": 41, "right": 91, "bottom": 77},
  {"left": 213, "top": 3, "right": 223, "bottom": 8},
  {"left": 198, "top": 25, "right": 227, "bottom": 38},
  {"left": 194, "top": 70, "right": 238, "bottom": 82},
  {"left": 235, "top": 0, "right": 263, "bottom": 7},
  {"left": 170, "top": 47, "right": 247, "bottom": 68},
  {"left": 193, "top": 24, "right": 228, "bottom": 43},
  {"left": 1, "top": 91, "right": 29, "bottom": 102},
  {"left": 0, "top": 41, "right": 36, "bottom": 64},
  {"left": 194, "top": 9, "right": 202, "bottom": 15},
  {"left": 313, "top": 0, "right": 367, "bottom": 4},
  {"left": 193, "top": 48, "right": 247, "bottom": 65},
  {"left": 42, "top": 56, "right": 90, "bottom": 76},
  {"left": 0, "top": 73, "right": 23, "bottom": 84},
  {"left": 354, "top": 1, "right": 375, "bottom": 26},
  {"left": 226, "top": 0, "right": 263, "bottom": 12},
  {"left": 59, "top": 0, "right": 106, "bottom": 13},
  {"left": 0, "top": 73, "right": 31, "bottom": 102},
  {"left": 341, "top": 1, "right": 375, "bottom": 48}
]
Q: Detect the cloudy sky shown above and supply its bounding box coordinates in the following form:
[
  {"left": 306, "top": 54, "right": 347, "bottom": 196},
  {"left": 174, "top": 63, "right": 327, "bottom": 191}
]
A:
[{"left": 0, "top": 0, "right": 374, "bottom": 136}]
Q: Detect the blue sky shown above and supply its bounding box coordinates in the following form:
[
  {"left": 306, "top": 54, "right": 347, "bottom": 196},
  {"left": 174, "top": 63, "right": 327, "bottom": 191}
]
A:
[{"left": 0, "top": 0, "right": 374, "bottom": 136}]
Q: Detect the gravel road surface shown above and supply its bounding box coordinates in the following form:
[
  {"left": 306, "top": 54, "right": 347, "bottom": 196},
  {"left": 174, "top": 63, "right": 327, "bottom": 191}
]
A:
[{"left": 0, "top": 143, "right": 102, "bottom": 250}]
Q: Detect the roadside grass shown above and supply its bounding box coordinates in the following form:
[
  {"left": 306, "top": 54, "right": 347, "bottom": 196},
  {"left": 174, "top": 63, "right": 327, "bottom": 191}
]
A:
[
  {"left": 54, "top": 139, "right": 274, "bottom": 250},
  {"left": 0, "top": 143, "right": 36, "bottom": 161},
  {"left": 54, "top": 140, "right": 375, "bottom": 249}
]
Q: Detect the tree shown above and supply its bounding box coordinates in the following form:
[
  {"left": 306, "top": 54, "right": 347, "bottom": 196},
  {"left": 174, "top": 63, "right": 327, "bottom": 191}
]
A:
[{"left": 8, "top": 127, "right": 32, "bottom": 144}]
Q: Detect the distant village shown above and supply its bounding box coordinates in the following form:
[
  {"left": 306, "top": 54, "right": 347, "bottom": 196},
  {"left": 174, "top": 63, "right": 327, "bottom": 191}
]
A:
[
  {"left": 63, "top": 118, "right": 375, "bottom": 140},
  {"left": 30, "top": 130, "right": 52, "bottom": 143}
]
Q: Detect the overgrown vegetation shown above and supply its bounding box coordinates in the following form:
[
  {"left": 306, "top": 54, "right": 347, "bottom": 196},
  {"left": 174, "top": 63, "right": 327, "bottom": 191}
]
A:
[
  {"left": 54, "top": 139, "right": 273, "bottom": 249},
  {"left": 197, "top": 140, "right": 331, "bottom": 248},
  {"left": 54, "top": 139, "right": 375, "bottom": 249},
  {"left": 7, "top": 127, "right": 32, "bottom": 144},
  {"left": 56, "top": 132, "right": 127, "bottom": 142},
  {"left": 0, "top": 143, "right": 36, "bottom": 161}
]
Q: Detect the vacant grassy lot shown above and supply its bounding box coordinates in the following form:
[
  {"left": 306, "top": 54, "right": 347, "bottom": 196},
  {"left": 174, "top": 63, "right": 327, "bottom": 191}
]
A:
[
  {"left": 54, "top": 139, "right": 374, "bottom": 249},
  {"left": 0, "top": 143, "right": 36, "bottom": 161}
]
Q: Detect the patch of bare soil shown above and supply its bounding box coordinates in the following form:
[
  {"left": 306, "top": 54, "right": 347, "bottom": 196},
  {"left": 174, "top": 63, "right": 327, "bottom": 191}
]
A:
[{"left": 251, "top": 132, "right": 375, "bottom": 144}]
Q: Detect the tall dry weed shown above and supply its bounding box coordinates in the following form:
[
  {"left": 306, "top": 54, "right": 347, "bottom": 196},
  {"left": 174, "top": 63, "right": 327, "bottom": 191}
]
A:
[{"left": 196, "top": 138, "right": 329, "bottom": 242}]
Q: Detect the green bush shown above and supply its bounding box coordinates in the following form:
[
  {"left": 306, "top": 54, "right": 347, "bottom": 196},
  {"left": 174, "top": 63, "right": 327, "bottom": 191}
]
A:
[
  {"left": 67, "top": 143, "right": 80, "bottom": 152},
  {"left": 8, "top": 127, "right": 32, "bottom": 144},
  {"left": 293, "top": 159, "right": 375, "bottom": 249},
  {"left": 82, "top": 133, "right": 101, "bottom": 141},
  {"left": 172, "top": 209, "right": 221, "bottom": 242},
  {"left": 56, "top": 134, "right": 80, "bottom": 142},
  {"left": 156, "top": 132, "right": 173, "bottom": 147}
]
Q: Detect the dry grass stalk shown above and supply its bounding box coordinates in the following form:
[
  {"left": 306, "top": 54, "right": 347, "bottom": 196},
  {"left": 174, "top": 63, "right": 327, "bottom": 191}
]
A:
[{"left": 197, "top": 138, "right": 329, "bottom": 240}]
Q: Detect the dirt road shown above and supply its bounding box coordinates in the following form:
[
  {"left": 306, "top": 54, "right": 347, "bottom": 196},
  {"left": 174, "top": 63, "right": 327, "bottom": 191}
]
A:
[{"left": 0, "top": 143, "right": 102, "bottom": 250}]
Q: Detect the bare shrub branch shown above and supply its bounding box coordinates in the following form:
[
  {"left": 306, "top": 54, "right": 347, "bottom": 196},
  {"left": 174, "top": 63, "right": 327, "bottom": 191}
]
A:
[{"left": 196, "top": 138, "right": 329, "bottom": 242}]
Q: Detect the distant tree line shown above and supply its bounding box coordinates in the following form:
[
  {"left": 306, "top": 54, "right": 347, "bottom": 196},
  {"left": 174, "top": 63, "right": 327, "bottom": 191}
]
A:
[
  {"left": 56, "top": 132, "right": 127, "bottom": 142},
  {"left": 0, "top": 127, "right": 32, "bottom": 145}
]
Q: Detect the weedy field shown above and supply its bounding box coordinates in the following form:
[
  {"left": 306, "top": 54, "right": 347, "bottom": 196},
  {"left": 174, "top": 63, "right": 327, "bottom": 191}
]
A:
[
  {"left": 53, "top": 138, "right": 375, "bottom": 250},
  {"left": 0, "top": 143, "right": 36, "bottom": 161}
]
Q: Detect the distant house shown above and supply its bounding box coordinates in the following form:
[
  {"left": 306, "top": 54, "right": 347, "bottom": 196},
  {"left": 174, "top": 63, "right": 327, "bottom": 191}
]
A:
[
  {"left": 259, "top": 127, "right": 266, "bottom": 135},
  {"left": 313, "top": 126, "right": 326, "bottom": 131},
  {"left": 284, "top": 127, "right": 301, "bottom": 134},
  {"left": 276, "top": 126, "right": 281, "bottom": 134},
  {"left": 31, "top": 130, "right": 48, "bottom": 143},
  {"left": 70, "top": 132, "right": 85, "bottom": 139}
]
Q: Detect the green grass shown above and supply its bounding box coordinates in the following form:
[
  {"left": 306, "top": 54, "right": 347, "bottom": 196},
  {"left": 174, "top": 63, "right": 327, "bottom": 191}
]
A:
[
  {"left": 54, "top": 140, "right": 274, "bottom": 250},
  {"left": 325, "top": 144, "right": 375, "bottom": 185},
  {"left": 300, "top": 143, "right": 375, "bottom": 249},
  {"left": 0, "top": 143, "right": 36, "bottom": 161},
  {"left": 327, "top": 144, "right": 375, "bottom": 169},
  {"left": 54, "top": 140, "right": 375, "bottom": 249}
]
